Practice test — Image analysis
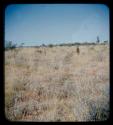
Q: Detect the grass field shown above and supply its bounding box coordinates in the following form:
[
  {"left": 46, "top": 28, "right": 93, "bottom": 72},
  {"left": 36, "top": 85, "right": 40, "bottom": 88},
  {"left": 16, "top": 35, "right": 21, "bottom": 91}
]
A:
[{"left": 5, "top": 44, "right": 109, "bottom": 121}]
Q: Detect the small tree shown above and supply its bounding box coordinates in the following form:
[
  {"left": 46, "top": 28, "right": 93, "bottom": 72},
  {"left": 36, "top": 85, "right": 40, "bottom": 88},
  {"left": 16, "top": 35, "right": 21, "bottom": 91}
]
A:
[
  {"left": 19, "top": 43, "right": 24, "bottom": 47},
  {"left": 48, "top": 44, "right": 53, "bottom": 48},
  {"left": 42, "top": 44, "right": 46, "bottom": 47},
  {"left": 5, "top": 41, "right": 17, "bottom": 50},
  {"left": 97, "top": 36, "right": 100, "bottom": 44},
  {"left": 104, "top": 41, "right": 108, "bottom": 44}
]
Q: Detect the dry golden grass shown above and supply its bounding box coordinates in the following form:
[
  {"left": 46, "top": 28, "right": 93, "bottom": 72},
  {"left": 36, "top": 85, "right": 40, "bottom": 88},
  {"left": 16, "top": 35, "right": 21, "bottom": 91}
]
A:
[{"left": 5, "top": 44, "right": 109, "bottom": 121}]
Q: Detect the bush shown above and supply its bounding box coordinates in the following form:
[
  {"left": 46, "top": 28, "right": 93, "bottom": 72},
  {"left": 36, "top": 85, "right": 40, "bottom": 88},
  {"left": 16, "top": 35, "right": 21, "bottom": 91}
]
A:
[
  {"left": 104, "top": 41, "right": 108, "bottom": 44},
  {"left": 5, "top": 41, "right": 17, "bottom": 50},
  {"left": 48, "top": 44, "right": 53, "bottom": 48}
]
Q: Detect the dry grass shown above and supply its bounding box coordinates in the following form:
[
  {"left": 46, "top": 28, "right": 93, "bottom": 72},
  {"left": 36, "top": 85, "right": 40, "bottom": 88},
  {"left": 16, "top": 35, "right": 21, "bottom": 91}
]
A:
[{"left": 5, "top": 44, "right": 109, "bottom": 121}]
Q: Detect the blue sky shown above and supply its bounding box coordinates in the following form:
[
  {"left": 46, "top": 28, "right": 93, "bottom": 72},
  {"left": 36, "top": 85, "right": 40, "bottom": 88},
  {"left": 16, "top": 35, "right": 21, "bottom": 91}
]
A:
[{"left": 5, "top": 4, "right": 109, "bottom": 46}]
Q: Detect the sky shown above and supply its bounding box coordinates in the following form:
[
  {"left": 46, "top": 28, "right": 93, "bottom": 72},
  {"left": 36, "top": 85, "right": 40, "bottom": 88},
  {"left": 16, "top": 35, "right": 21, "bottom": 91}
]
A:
[{"left": 5, "top": 4, "right": 109, "bottom": 46}]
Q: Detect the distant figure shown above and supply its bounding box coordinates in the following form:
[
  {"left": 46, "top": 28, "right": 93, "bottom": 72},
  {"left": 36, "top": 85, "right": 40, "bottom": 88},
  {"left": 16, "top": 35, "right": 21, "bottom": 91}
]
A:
[{"left": 76, "top": 46, "right": 80, "bottom": 55}]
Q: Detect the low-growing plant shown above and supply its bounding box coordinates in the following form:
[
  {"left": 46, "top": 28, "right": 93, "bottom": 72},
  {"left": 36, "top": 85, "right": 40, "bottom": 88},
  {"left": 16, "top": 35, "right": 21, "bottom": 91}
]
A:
[{"left": 88, "top": 102, "right": 109, "bottom": 121}]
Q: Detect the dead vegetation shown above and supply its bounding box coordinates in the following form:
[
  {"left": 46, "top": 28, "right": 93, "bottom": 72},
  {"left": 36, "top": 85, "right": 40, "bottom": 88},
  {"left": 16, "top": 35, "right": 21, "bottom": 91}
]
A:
[{"left": 5, "top": 44, "right": 109, "bottom": 121}]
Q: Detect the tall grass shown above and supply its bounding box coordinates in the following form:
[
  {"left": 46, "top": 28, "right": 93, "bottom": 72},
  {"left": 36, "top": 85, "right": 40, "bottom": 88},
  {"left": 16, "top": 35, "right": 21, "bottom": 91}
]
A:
[{"left": 5, "top": 45, "right": 109, "bottom": 121}]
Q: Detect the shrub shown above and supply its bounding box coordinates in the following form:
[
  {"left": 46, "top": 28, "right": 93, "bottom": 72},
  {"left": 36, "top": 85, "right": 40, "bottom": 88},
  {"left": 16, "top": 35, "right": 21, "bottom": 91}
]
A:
[
  {"left": 104, "top": 41, "right": 108, "bottom": 44},
  {"left": 5, "top": 41, "right": 17, "bottom": 50},
  {"left": 48, "top": 44, "right": 53, "bottom": 48}
]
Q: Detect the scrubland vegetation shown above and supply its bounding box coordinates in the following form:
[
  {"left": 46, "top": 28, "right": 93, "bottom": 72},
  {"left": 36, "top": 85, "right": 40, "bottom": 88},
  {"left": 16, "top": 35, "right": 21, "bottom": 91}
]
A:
[{"left": 5, "top": 44, "right": 109, "bottom": 121}]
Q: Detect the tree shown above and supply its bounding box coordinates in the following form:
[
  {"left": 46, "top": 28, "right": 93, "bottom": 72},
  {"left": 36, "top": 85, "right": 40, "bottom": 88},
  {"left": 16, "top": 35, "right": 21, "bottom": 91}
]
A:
[
  {"left": 48, "top": 44, "right": 53, "bottom": 48},
  {"left": 97, "top": 36, "right": 100, "bottom": 44},
  {"left": 19, "top": 43, "right": 24, "bottom": 47},
  {"left": 104, "top": 41, "right": 108, "bottom": 44},
  {"left": 5, "top": 41, "right": 17, "bottom": 50},
  {"left": 42, "top": 44, "right": 46, "bottom": 47}
]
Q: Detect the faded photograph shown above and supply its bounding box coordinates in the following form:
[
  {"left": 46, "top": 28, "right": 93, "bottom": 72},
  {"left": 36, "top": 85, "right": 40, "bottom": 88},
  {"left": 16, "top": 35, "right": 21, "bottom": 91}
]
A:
[{"left": 5, "top": 4, "right": 109, "bottom": 121}]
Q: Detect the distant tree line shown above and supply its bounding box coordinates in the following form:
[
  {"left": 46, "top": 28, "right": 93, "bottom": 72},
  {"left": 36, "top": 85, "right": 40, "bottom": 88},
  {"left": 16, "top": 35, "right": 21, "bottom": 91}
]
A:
[
  {"left": 5, "top": 41, "right": 24, "bottom": 50},
  {"left": 5, "top": 38, "right": 108, "bottom": 50}
]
